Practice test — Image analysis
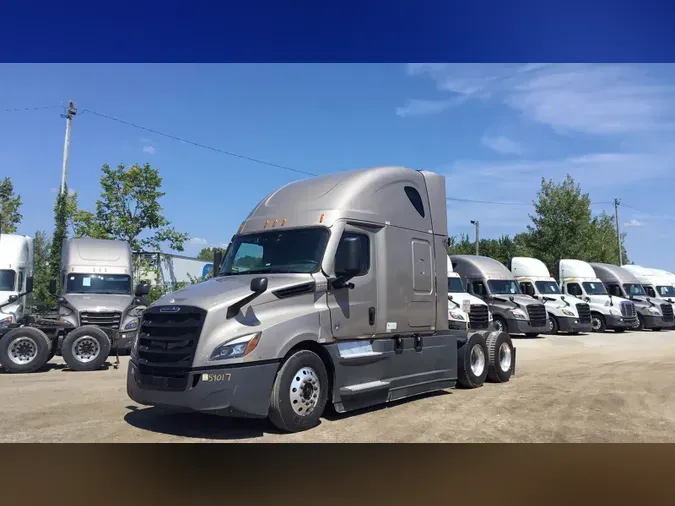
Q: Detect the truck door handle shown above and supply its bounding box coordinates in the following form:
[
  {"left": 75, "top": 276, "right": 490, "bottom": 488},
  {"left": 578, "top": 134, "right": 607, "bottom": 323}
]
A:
[{"left": 368, "top": 307, "right": 375, "bottom": 326}]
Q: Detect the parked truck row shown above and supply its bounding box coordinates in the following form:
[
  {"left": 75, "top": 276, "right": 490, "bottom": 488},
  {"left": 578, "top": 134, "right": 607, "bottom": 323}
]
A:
[{"left": 3, "top": 165, "right": 675, "bottom": 434}]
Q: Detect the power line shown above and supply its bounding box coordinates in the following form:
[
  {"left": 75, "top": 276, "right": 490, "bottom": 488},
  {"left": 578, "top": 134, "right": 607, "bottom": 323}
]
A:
[
  {"left": 2, "top": 105, "right": 60, "bottom": 113},
  {"left": 446, "top": 196, "right": 531, "bottom": 206},
  {"left": 82, "top": 109, "right": 319, "bottom": 178},
  {"left": 621, "top": 203, "right": 675, "bottom": 222}
]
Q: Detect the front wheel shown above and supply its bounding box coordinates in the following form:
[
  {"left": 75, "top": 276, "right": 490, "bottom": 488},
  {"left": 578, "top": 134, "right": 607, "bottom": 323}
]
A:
[
  {"left": 457, "top": 333, "right": 488, "bottom": 389},
  {"left": 492, "top": 316, "right": 507, "bottom": 333},
  {"left": 269, "top": 350, "right": 329, "bottom": 433},
  {"left": 547, "top": 314, "right": 559, "bottom": 335},
  {"left": 61, "top": 326, "right": 111, "bottom": 372},
  {"left": 633, "top": 315, "right": 645, "bottom": 331},
  {"left": 591, "top": 313, "right": 606, "bottom": 333},
  {"left": 0, "top": 327, "right": 52, "bottom": 373}
]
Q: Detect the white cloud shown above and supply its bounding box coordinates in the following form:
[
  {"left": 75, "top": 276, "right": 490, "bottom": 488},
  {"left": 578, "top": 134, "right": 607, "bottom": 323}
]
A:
[
  {"left": 186, "top": 237, "right": 208, "bottom": 246},
  {"left": 480, "top": 135, "right": 523, "bottom": 155},
  {"left": 399, "top": 63, "right": 675, "bottom": 136},
  {"left": 142, "top": 145, "right": 156, "bottom": 154},
  {"left": 624, "top": 219, "right": 645, "bottom": 228}
]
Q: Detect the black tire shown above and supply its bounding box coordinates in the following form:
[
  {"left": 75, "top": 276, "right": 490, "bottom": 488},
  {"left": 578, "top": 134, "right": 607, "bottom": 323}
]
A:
[
  {"left": 268, "top": 350, "right": 329, "bottom": 433},
  {"left": 591, "top": 312, "right": 606, "bottom": 333},
  {"left": 485, "top": 331, "right": 514, "bottom": 383},
  {"left": 525, "top": 333, "right": 540, "bottom": 338},
  {"left": 652, "top": 327, "right": 663, "bottom": 332},
  {"left": 61, "top": 326, "right": 111, "bottom": 372},
  {"left": 633, "top": 315, "right": 645, "bottom": 331},
  {"left": 0, "top": 327, "right": 52, "bottom": 373},
  {"left": 457, "top": 333, "right": 488, "bottom": 389},
  {"left": 546, "top": 314, "right": 559, "bottom": 335},
  {"left": 492, "top": 316, "right": 507, "bottom": 333},
  {"left": 614, "top": 328, "right": 626, "bottom": 333}
]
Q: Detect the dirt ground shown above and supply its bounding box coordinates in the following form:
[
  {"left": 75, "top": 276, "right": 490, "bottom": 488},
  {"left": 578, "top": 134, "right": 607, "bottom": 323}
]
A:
[{"left": 1, "top": 330, "right": 675, "bottom": 443}]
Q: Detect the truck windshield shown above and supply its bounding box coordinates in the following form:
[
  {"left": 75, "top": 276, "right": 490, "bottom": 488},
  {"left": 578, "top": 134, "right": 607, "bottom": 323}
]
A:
[
  {"left": 657, "top": 285, "right": 675, "bottom": 298},
  {"left": 448, "top": 277, "right": 465, "bottom": 293},
  {"left": 221, "top": 227, "right": 330, "bottom": 275},
  {"left": 623, "top": 283, "right": 646, "bottom": 297},
  {"left": 582, "top": 282, "right": 607, "bottom": 295},
  {"left": 0, "top": 270, "right": 16, "bottom": 291},
  {"left": 66, "top": 274, "right": 132, "bottom": 295},
  {"left": 488, "top": 280, "right": 521, "bottom": 295},
  {"left": 535, "top": 281, "right": 561, "bottom": 294}
]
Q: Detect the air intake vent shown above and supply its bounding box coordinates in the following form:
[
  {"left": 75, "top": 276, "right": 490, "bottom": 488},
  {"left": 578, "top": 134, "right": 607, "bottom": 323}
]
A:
[{"left": 273, "top": 282, "right": 316, "bottom": 299}]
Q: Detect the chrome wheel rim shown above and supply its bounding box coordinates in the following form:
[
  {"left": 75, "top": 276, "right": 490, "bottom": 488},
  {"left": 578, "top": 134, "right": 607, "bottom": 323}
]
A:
[
  {"left": 499, "top": 342, "right": 512, "bottom": 372},
  {"left": 592, "top": 316, "right": 602, "bottom": 331},
  {"left": 289, "top": 367, "right": 320, "bottom": 416},
  {"left": 8, "top": 336, "right": 38, "bottom": 365},
  {"left": 470, "top": 344, "right": 485, "bottom": 376},
  {"left": 547, "top": 317, "right": 554, "bottom": 332},
  {"left": 494, "top": 319, "right": 504, "bottom": 332},
  {"left": 72, "top": 336, "right": 101, "bottom": 363}
]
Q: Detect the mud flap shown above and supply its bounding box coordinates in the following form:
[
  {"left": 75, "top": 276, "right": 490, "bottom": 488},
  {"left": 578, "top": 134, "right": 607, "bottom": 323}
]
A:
[{"left": 512, "top": 346, "right": 517, "bottom": 376}]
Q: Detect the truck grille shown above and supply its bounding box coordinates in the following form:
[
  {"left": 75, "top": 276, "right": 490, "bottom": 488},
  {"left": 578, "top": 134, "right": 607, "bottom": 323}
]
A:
[
  {"left": 135, "top": 305, "right": 206, "bottom": 392},
  {"left": 620, "top": 301, "right": 636, "bottom": 318},
  {"left": 575, "top": 303, "right": 591, "bottom": 324},
  {"left": 79, "top": 311, "right": 122, "bottom": 329},
  {"left": 526, "top": 304, "right": 547, "bottom": 328},
  {"left": 660, "top": 303, "right": 674, "bottom": 323},
  {"left": 469, "top": 304, "right": 490, "bottom": 330}
]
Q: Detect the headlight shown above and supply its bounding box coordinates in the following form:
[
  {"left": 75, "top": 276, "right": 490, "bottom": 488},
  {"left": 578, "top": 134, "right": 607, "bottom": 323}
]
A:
[
  {"left": 124, "top": 319, "right": 139, "bottom": 330},
  {"left": 448, "top": 311, "right": 466, "bottom": 321},
  {"left": 561, "top": 309, "right": 575, "bottom": 317},
  {"left": 210, "top": 333, "right": 261, "bottom": 361},
  {"left": 647, "top": 307, "right": 661, "bottom": 315},
  {"left": 510, "top": 309, "right": 528, "bottom": 320},
  {"left": 609, "top": 308, "right": 620, "bottom": 316}
]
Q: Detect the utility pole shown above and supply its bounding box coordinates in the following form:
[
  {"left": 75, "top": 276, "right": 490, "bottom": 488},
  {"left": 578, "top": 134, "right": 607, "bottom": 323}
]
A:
[
  {"left": 60, "top": 100, "right": 77, "bottom": 195},
  {"left": 470, "top": 220, "right": 480, "bottom": 255},
  {"left": 614, "top": 198, "right": 623, "bottom": 266}
]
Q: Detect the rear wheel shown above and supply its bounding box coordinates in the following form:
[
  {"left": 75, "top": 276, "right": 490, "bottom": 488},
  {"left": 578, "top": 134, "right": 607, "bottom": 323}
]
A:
[
  {"left": 61, "top": 326, "right": 111, "bottom": 372},
  {"left": 485, "top": 331, "right": 514, "bottom": 383},
  {"left": 0, "top": 327, "right": 52, "bottom": 373},
  {"left": 269, "top": 350, "right": 329, "bottom": 433},
  {"left": 457, "top": 333, "right": 488, "bottom": 389},
  {"left": 591, "top": 313, "right": 606, "bottom": 333}
]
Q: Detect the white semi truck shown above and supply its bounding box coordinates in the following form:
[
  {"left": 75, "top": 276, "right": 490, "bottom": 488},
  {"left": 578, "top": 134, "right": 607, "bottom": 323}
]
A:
[
  {"left": 446, "top": 256, "right": 493, "bottom": 332},
  {"left": 127, "top": 166, "right": 517, "bottom": 433},
  {"left": 559, "top": 259, "right": 636, "bottom": 333},
  {"left": 510, "top": 257, "right": 592, "bottom": 335},
  {"left": 0, "top": 234, "right": 33, "bottom": 328},
  {"left": 622, "top": 265, "right": 675, "bottom": 329}
]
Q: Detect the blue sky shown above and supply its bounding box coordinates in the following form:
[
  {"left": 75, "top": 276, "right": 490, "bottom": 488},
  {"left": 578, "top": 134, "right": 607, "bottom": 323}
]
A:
[{"left": 1, "top": 63, "right": 675, "bottom": 270}]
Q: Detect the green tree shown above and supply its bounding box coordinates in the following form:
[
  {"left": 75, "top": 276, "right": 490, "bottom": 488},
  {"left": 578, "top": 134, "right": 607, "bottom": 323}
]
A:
[
  {"left": 587, "top": 211, "right": 629, "bottom": 265},
  {"left": 197, "top": 246, "right": 225, "bottom": 262},
  {"left": 0, "top": 177, "right": 23, "bottom": 234},
  {"left": 31, "top": 230, "right": 54, "bottom": 313},
  {"left": 73, "top": 163, "right": 188, "bottom": 252},
  {"left": 49, "top": 186, "right": 72, "bottom": 290},
  {"left": 447, "top": 232, "right": 532, "bottom": 266}
]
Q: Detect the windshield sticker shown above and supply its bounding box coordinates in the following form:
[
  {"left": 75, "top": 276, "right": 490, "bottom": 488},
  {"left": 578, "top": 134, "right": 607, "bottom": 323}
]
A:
[{"left": 82, "top": 277, "right": 91, "bottom": 287}]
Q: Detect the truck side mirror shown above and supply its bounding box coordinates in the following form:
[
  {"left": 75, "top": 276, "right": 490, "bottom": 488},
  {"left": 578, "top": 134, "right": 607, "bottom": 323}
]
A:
[
  {"left": 7, "top": 295, "right": 18, "bottom": 304},
  {"left": 25, "top": 276, "right": 34, "bottom": 294},
  {"left": 335, "top": 236, "right": 362, "bottom": 278},
  {"left": 49, "top": 279, "right": 57, "bottom": 296},
  {"left": 250, "top": 277, "right": 268, "bottom": 294},
  {"left": 213, "top": 250, "right": 223, "bottom": 277},
  {"left": 135, "top": 283, "right": 150, "bottom": 297}
]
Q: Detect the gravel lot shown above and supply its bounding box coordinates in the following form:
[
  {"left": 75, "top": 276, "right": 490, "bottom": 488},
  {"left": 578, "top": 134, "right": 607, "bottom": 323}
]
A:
[{"left": 2, "top": 330, "right": 675, "bottom": 443}]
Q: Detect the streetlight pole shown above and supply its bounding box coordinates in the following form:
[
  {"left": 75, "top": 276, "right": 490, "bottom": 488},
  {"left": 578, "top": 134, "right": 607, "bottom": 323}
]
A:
[{"left": 470, "top": 220, "right": 480, "bottom": 255}]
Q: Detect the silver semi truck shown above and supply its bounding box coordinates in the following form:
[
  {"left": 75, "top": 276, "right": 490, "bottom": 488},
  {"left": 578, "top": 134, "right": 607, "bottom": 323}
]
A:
[
  {"left": 52, "top": 238, "right": 148, "bottom": 368},
  {"left": 590, "top": 262, "right": 673, "bottom": 331},
  {"left": 449, "top": 255, "right": 549, "bottom": 337},
  {"left": 127, "top": 166, "right": 517, "bottom": 433}
]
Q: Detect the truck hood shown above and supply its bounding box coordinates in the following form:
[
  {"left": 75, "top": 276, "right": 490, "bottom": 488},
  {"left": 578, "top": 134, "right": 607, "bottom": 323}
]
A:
[
  {"left": 540, "top": 293, "right": 586, "bottom": 308},
  {"left": 585, "top": 294, "right": 631, "bottom": 307},
  {"left": 448, "top": 292, "right": 486, "bottom": 310},
  {"left": 61, "top": 293, "right": 134, "bottom": 313},
  {"left": 152, "top": 273, "right": 318, "bottom": 312},
  {"left": 492, "top": 294, "right": 542, "bottom": 308}
]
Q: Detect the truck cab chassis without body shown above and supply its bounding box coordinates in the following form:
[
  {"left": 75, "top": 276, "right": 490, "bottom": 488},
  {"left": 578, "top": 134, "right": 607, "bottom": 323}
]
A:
[{"left": 126, "top": 166, "right": 517, "bottom": 432}]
